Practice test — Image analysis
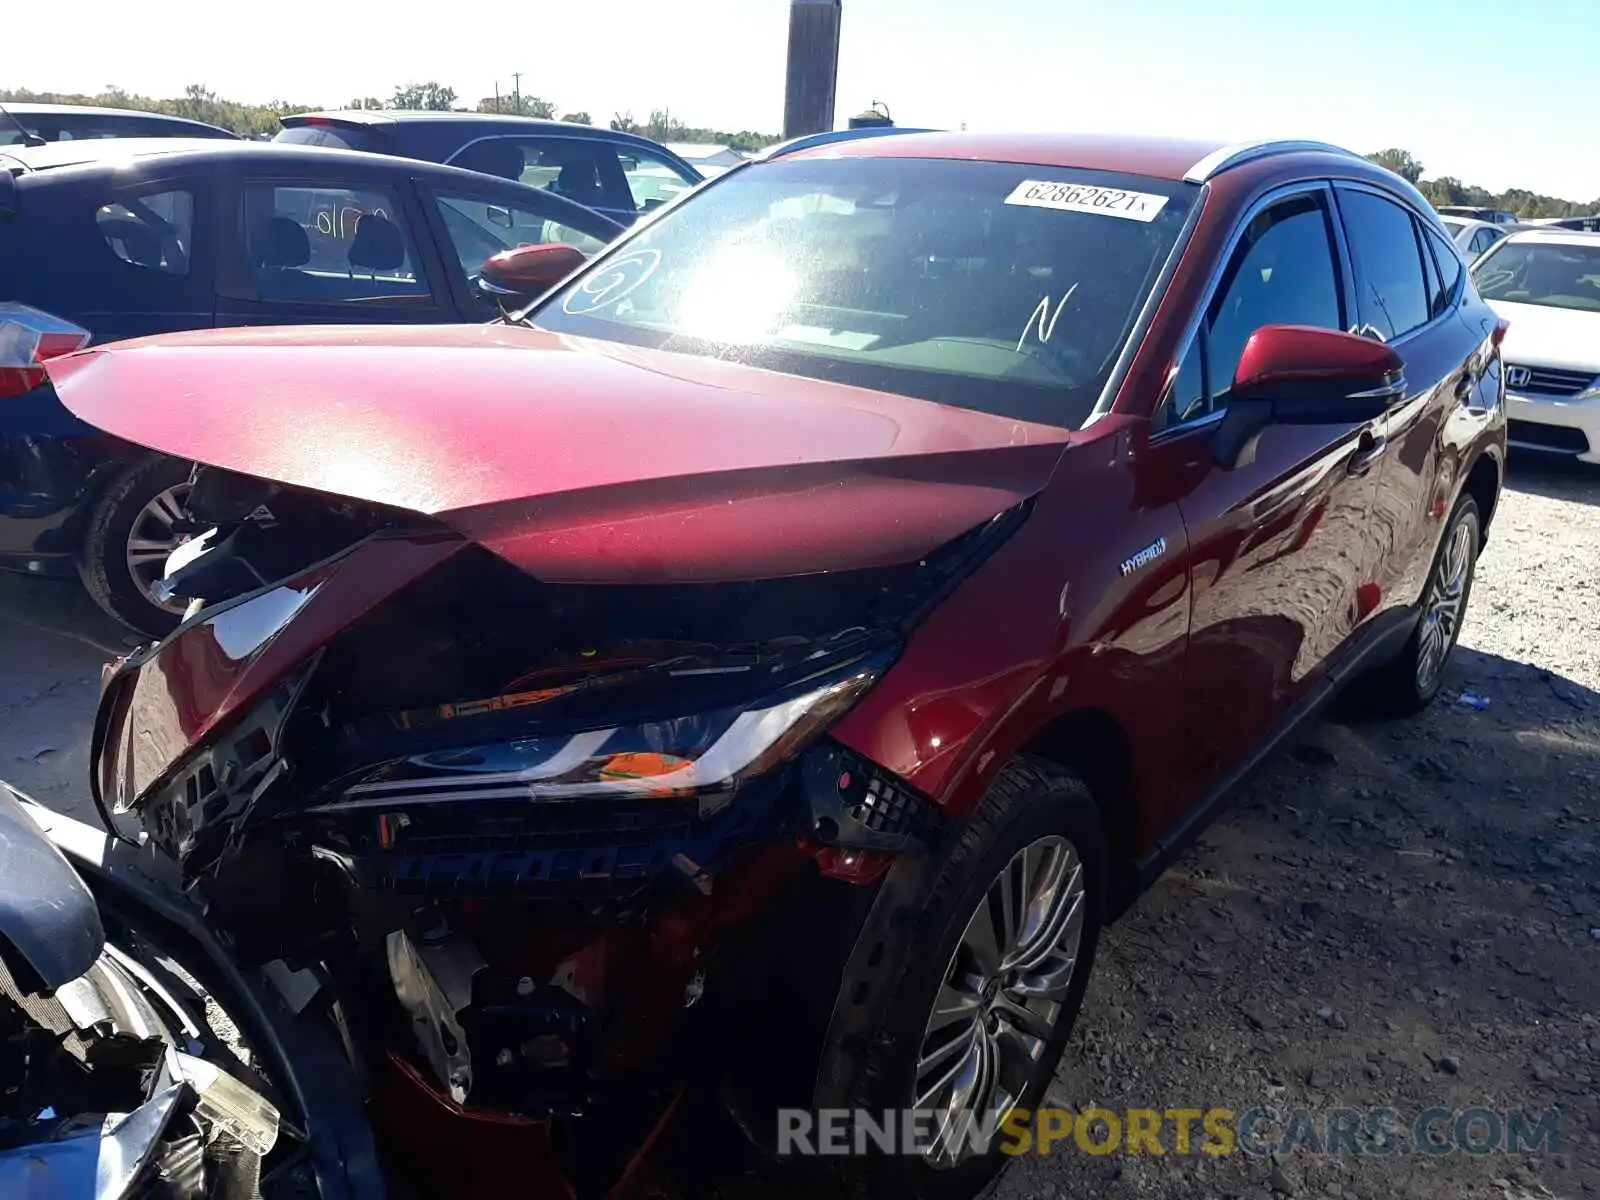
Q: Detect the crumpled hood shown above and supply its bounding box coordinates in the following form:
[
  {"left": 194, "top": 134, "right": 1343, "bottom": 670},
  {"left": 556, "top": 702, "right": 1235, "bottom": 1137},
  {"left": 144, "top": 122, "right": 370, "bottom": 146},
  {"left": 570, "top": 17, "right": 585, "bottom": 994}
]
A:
[{"left": 47, "top": 323, "right": 1072, "bottom": 582}]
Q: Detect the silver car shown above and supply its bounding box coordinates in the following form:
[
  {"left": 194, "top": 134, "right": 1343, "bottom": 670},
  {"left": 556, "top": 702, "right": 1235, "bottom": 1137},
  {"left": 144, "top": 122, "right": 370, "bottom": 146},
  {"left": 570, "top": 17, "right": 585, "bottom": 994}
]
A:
[{"left": 1440, "top": 215, "right": 1509, "bottom": 259}]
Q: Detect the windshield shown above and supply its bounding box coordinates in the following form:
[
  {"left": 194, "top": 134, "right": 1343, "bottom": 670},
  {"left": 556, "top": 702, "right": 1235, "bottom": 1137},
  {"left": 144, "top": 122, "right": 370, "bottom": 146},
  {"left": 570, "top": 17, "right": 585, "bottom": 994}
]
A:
[
  {"left": 1473, "top": 239, "right": 1600, "bottom": 311},
  {"left": 529, "top": 157, "right": 1199, "bottom": 429}
]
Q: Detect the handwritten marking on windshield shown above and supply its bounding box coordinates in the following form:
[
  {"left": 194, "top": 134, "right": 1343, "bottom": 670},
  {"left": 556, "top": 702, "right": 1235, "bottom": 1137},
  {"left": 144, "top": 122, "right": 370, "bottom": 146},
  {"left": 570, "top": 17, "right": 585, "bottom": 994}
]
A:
[{"left": 1017, "top": 282, "right": 1079, "bottom": 353}]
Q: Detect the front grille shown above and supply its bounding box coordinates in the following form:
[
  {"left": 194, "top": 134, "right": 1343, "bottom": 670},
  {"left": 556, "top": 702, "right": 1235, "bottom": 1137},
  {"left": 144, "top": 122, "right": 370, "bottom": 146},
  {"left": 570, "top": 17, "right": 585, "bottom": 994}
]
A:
[
  {"left": 1508, "top": 420, "right": 1591, "bottom": 453},
  {"left": 1505, "top": 364, "right": 1597, "bottom": 397}
]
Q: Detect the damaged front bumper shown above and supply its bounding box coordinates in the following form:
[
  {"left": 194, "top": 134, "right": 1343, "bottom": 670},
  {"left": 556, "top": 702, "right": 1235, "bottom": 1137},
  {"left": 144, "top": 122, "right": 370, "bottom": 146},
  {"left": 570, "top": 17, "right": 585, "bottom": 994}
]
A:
[{"left": 80, "top": 477, "right": 1010, "bottom": 1192}]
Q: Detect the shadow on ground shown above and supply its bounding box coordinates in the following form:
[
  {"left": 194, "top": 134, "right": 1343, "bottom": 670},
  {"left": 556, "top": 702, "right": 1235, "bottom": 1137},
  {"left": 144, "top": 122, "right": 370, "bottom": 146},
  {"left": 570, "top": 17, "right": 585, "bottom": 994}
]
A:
[{"left": 1504, "top": 452, "right": 1600, "bottom": 508}]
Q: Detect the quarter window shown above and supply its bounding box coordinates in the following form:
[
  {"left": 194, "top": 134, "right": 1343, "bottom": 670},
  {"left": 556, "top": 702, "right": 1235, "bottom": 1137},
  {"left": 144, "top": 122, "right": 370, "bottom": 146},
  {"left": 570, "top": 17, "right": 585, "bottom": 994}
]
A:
[
  {"left": 242, "top": 183, "right": 428, "bottom": 304},
  {"left": 96, "top": 189, "right": 194, "bottom": 276},
  {"left": 1424, "top": 226, "right": 1463, "bottom": 317},
  {"left": 1338, "top": 189, "right": 1432, "bottom": 340}
]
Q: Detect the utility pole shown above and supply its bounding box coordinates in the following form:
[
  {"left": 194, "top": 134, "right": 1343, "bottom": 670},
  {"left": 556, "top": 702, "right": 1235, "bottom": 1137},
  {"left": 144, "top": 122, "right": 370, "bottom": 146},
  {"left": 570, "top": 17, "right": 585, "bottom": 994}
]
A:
[
  {"left": 783, "top": 0, "right": 841, "bottom": 139},
  {"left": 512, "top": 72, "right": 523, "bottom": 116}
]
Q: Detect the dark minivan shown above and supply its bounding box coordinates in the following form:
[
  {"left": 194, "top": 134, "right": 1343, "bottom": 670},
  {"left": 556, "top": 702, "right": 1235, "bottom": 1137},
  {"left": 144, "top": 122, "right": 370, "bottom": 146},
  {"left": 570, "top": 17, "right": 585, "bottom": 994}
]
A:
[{"left": 0, "top": 137, "right": 620, "bottom": 634}]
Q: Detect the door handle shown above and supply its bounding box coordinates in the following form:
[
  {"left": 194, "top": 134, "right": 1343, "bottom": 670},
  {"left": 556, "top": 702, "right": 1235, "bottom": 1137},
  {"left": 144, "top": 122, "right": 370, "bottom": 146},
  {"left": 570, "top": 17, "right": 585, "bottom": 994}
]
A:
[{"left": 1348, "top": 431, "right": 1387, "bottom": 477}]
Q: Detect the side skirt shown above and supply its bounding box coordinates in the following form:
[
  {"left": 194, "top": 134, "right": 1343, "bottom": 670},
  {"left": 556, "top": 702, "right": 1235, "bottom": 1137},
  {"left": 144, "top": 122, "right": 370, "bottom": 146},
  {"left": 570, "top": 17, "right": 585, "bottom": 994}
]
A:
[{"left": 1129, "top": 605, "right": 1418, "bottom": 897}]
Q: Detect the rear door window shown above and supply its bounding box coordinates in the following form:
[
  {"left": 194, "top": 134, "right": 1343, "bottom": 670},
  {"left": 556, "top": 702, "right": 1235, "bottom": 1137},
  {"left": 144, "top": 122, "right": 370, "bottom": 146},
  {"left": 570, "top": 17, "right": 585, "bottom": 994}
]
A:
[
  {"left": 242, "top": 182, "right": 430, "bottom": 304},
  {"left": 450, "top": 138, "right": 636, "bottom": 215},
  {"left": 1336, "top": 188, "right": 1432, "bottom": 340},
  {"left": 96, "top": 188, "right": 194, "bottom": 275}
]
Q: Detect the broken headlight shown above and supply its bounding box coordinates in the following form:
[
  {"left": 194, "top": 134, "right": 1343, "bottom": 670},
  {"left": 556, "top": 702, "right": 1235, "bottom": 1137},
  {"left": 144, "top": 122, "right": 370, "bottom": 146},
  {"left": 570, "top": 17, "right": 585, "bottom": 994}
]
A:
[{"left": 311, "top": 654, "right": 888, "bottom": 820}]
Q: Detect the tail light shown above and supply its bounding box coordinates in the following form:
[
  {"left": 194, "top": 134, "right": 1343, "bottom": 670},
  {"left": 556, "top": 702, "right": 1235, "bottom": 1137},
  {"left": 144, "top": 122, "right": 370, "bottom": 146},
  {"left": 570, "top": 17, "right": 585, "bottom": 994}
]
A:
[
  {"left": 0, "top": 303, "right": 91, "bottom": 399},
  {"left": 1490, "top": 317, "right": 1510, "bottom": 349}
]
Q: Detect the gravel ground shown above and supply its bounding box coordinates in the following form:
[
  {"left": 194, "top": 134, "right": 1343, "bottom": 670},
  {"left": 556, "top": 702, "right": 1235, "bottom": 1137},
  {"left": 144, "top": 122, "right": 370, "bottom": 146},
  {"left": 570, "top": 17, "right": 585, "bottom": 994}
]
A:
[{"left": 2, "top": 457, "right": 1596, "bottom": 1200}]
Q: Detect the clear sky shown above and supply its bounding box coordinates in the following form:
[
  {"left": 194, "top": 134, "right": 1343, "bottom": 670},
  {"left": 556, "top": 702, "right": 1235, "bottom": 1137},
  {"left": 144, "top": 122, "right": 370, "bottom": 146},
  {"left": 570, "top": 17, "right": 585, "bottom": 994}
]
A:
[{"left": 20, "top": 0, "right": 1600, "bottom": 200}]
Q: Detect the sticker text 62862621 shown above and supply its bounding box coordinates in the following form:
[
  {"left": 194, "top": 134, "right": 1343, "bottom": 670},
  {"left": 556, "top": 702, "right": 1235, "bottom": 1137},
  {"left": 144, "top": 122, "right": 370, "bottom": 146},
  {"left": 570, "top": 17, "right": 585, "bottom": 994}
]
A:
[{"left": 1003, "top": 180, "right": 1170, "bottom": 223}]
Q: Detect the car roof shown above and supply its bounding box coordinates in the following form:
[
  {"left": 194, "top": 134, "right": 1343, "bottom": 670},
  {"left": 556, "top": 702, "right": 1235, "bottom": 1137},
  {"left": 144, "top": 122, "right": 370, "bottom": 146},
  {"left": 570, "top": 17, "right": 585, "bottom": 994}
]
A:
[
  {"left": 1499, "top": 228, "right": 1600, "bottom": 249},
  {"left": 283, "top": 110, "right": 664, "bottom": 143},
  {"left": 784, "top": 131, "right": 1365, "bottom": 183},
  {"left": 759, "top": 126, "right": 942, "bottom": 160},
  {"left": 286, "top": 109, "right": 582, "bottom": 128},
  {"left": 4, "top": 137, "right": 416, "bottom": 173},
  {"left": 1445, "top": 216, "right": 1500, "bottom": 231},
  {"left": 2, "top": 102, "right": 223, "bottom": 124},
  {"left": 0, "top": 137, "right": 623, "bottom": 231}
]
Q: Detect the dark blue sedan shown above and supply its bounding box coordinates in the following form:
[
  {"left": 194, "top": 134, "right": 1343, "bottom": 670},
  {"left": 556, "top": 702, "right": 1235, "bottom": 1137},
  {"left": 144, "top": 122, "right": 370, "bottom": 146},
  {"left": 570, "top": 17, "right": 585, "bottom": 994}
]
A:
[{"left": 0, "top": 137, "right": 621, "bottom": 635}]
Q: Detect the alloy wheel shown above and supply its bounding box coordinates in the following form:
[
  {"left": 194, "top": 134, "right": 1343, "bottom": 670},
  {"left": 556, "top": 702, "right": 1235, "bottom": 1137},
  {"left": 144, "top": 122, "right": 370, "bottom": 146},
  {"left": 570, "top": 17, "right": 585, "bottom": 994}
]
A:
[
  {"left": 914, "top": 835, "right": 1086, "bottom": 1168},
  {"left": 124, "top": 483, "right": 193, "bottom": 615},
  {"left": 1416, "top": 517, "right": 1475, "bottom": 693}
]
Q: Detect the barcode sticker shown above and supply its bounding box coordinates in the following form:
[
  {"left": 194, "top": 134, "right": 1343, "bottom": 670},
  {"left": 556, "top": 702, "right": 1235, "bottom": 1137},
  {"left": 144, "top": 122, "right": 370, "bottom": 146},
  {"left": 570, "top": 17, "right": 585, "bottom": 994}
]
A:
[{"left": 1004, "top": 180, "right": 1170, "bottom": 222}]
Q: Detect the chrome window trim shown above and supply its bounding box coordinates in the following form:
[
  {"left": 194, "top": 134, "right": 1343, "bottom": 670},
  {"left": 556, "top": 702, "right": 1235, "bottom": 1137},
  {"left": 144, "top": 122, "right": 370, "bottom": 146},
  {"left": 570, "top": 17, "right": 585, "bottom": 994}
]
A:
[
  {"left": 1083, "top": 182, "right": 1210, "bottom": 428},
  {"left": 1183, "top": 139, "right": 1361, "bottom": 184},
  {"left": 1147, "top": 180, "right": 1338, "bottom": 443}
]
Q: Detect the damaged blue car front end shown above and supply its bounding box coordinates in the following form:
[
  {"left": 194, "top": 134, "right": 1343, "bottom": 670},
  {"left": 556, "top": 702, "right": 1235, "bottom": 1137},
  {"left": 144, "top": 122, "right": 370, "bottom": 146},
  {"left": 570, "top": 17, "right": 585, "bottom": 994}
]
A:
[{"left": 0, "top": 782, "right": 384, "bottom": 1200}]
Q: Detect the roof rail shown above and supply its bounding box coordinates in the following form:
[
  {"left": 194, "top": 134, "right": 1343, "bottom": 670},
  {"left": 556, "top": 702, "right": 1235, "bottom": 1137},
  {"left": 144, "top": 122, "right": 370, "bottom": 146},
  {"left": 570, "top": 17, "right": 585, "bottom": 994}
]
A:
[{"left": 1183, "top": 139, "right": 1361, "bottom": 184}]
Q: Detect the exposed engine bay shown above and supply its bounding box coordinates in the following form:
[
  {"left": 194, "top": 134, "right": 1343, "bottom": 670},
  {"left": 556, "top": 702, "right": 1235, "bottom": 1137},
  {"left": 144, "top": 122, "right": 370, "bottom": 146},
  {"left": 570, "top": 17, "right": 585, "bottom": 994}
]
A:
[{"left": 89, "top": 464, "right": 1023, "bottom": 1194}]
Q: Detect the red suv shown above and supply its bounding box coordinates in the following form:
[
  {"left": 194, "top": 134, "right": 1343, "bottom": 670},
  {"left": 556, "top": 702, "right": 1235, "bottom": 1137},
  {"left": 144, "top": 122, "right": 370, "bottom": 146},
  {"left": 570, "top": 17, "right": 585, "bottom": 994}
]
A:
[{"left": 28, "top": 133, "right": 1505, "bottom": 1197}]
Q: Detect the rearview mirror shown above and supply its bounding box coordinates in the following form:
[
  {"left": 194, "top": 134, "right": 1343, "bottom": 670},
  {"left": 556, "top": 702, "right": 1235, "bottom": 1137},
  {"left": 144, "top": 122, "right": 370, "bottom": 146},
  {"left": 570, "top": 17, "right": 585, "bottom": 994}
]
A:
[
  {"left": 479, "top": 243, "right": 586, "bottom": 305},
  {"left": 1212, "top": 324, "right": 1405, "bottom": 468}
]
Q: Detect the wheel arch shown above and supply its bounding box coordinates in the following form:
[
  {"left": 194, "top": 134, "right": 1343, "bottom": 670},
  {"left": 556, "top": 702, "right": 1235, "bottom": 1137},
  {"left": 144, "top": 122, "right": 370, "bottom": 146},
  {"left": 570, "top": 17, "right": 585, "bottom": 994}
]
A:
[
  {"left": 1462, "top": 448, "right": 1501, "bottom": 547},
  {"left": 1017, "top": 706, "right": 1141, "bottom": 918}
]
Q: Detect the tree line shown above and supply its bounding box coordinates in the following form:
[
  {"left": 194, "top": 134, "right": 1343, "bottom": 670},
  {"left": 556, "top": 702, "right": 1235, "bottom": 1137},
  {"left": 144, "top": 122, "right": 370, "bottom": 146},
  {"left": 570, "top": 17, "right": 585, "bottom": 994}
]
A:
[
  {"left": 1, "top": 83, "right": 780, "bottom": 153},
  {"left": 1367, "top": 149, "right": 1596, "bottom": 219}
]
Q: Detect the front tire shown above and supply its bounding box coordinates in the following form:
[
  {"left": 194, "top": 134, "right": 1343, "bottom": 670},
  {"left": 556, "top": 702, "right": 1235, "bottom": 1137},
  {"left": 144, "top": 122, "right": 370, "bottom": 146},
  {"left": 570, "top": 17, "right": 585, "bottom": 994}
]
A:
[
  {"left": 79, "top": 456, "right": 194, "bottom": 638},
  {"left": 815, "top": 756, "right": 1107, "bottom": 1199},
  {"left": 1355, "top": 494, "right": 1481, "bottom": 718}
]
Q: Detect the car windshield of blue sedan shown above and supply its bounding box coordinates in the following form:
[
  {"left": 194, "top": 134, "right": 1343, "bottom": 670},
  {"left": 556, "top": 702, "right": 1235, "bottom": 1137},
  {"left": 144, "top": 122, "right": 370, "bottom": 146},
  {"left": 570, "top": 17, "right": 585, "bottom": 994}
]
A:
[{"left": 530, "top": 158, "right": 1199, "bottom": 428}]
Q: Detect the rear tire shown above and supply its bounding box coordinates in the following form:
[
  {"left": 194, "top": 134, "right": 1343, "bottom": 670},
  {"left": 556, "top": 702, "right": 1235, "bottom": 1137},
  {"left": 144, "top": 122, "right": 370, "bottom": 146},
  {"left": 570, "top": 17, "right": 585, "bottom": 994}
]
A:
[
  {"left": 79, "top": 456, "right": 194, "bottom": 639},
  {"left": 811, "top": 756, "right": 1107, "bottom": 1199},
  {"left": 1352, "top": 494, "right": 1481, "bottom": 718}
]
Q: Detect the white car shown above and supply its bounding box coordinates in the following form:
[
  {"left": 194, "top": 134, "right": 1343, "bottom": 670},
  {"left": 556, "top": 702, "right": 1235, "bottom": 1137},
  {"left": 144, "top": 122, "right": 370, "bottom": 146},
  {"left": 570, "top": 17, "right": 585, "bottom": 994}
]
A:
[
  {"left": 1440, "top": 215, "right": 1509, "bottom": 259},
  {"left": 1472, "top": 229, "right": 1600, "bottom": 464}
]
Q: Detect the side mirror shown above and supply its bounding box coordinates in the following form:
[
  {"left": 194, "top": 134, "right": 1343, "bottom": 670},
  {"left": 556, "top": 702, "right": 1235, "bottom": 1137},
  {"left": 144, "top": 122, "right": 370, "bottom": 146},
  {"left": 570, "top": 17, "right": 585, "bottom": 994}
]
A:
[
  {"left": 1212, "top": 324, "right": 1405, "bottom": 468},
  {"left": 478, "top": 243, "right": 586, "bottom": 305}
]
